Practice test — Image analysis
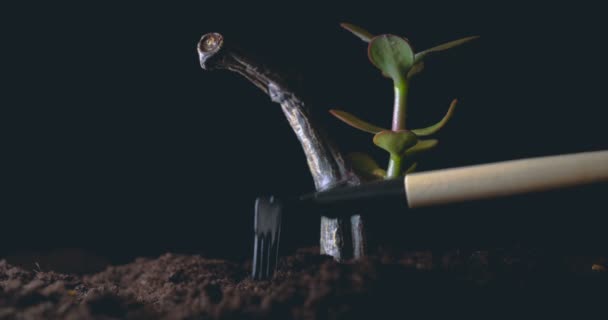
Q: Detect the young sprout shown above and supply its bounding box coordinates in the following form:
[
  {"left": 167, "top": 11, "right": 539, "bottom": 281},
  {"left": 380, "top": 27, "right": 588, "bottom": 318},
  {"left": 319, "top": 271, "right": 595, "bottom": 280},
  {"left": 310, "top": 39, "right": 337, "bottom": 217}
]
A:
[{"left": 331, "top": 23, "right": 478, "bottom": 179}]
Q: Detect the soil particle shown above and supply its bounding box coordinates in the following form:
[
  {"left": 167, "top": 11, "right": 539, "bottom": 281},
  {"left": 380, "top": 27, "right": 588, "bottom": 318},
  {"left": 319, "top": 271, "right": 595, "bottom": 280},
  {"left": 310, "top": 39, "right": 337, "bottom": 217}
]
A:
[{"left": 2, "top": 248, "right": 607, "bottom": 319}]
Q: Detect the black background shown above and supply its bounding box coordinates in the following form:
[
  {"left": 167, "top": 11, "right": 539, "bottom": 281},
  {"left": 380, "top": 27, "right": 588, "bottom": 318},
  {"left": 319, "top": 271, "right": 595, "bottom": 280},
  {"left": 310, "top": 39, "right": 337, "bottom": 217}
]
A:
[{"left": 3, "top": 2, "right": 607, "bottom": 264}]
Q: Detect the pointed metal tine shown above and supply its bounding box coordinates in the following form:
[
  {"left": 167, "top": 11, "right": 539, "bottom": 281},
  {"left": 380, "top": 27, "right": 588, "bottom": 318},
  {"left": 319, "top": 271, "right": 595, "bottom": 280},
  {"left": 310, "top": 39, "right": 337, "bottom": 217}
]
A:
[
  {"left": 268, "top": 236, "right": 279, "bottom": 276},
  {"left": 253, "top": 233, "right": 268, "bottom": 280},
  {"left": 251, "top": 233, "right": 261, "bottom": 279},
  {"left": 252, "top": 197, "right": 283, "bottom": 280},
  {"left": 263, "top": 233, "right": 273, "bottom": 279},
  {"left": 260, "top": 234, "right": 267, "bottom": 279}
]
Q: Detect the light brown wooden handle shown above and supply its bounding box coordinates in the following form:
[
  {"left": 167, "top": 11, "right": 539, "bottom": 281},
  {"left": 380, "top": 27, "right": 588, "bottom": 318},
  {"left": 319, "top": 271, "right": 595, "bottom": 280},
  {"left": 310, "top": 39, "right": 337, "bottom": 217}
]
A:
[{"left": 404, "top": 150, "right": 608, "bottom": 208}]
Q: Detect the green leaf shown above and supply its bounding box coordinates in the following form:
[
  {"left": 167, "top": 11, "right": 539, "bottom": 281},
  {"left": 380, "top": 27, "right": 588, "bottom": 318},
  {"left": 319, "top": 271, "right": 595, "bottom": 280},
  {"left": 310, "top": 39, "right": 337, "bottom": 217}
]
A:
[
  {"left": 373, "top": 130, "right": 418, "bottom": 155},
  {"left": 347, "top": 152, "right": 386, "bottom": 179},
  {"left": 412, "top": 99, "right": 458, "bottom": 136},
  {"left": 407, "top": 61, "right": 425, "bottom": 80},
  {"left": 403, "top": 139, "right": 438, "bottom": 158},
  {"left": 329, "top": 109, "right": 386, "bottom": 134},
  {"left": 414, "top": 36, "right": 479, "bottom": 64},
  {"left": 368, "top": 35, "right": 415, "bottom": 82},
  {"left": 340, "top": 23, "right": 374, "bottom": 42},
  {"left": 405, "top": 162, "right": 418, "bottom": 174}
]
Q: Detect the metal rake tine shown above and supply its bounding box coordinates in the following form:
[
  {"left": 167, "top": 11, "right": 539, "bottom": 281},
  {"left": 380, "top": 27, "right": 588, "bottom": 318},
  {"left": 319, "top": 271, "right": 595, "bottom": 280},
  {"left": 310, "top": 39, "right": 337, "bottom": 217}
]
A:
[
  {"left": 261, "top": 234, "right": 269, "bottom": 278},
  {"left": 253, "top": 232, "right": 271, "bottom": 280},
  {"left": 259, "top": 234, "right": 268, "bottom": 279},
  {"left": 252, "top": 233, "right": 262, "bottom": 279},
  {"left": 268, "top": 231, "right": 280, "bottom": 276},
  {"left": 252, "top": 197, "right": 282, "bottom": 280}
]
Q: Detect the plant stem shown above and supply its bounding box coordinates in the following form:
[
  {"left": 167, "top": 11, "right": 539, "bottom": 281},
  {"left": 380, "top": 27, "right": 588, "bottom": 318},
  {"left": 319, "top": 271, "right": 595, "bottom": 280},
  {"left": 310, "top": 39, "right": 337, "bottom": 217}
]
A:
[
  {"left": 386, "top": 80, "right": 409, "bottom": 179},
  {"left": 391, "top": 80, "right": 408, "bottom": 131},
  {"left": 386, "top": 153, "right": 402, "bottom": 178}
]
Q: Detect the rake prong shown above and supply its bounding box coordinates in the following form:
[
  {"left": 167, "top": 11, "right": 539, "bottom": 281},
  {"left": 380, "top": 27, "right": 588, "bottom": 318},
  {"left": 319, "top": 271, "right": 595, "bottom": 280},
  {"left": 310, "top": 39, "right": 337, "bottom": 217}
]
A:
[
  {"left": 269, "top": 235, "right": 279, "bottom": 276},
  {"left": 252, "top": 197, "right": 283, "bottom": 280},
  {"left": 252, "top": 234, "right": 261, "bottom": 279},
  {"left": 261, "top": 234, "right": 269, "bottom": 278},
  {"left": 260, "top": 234, "right": 268, "bottom": 278}
]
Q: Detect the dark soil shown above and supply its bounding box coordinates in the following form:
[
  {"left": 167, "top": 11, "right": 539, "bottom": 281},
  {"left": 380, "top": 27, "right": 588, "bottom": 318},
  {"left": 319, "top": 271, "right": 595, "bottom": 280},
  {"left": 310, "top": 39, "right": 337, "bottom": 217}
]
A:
[{"left": 2, "top": 247, "right": 607, "bottom": 319}]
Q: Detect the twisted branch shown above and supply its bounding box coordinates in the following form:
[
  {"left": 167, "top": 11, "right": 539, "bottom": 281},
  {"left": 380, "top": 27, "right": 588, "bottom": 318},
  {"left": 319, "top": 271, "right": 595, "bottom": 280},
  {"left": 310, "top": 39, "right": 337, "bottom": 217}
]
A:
[{"left": 197, "top": 32, "right": 365, "bottom": 260}]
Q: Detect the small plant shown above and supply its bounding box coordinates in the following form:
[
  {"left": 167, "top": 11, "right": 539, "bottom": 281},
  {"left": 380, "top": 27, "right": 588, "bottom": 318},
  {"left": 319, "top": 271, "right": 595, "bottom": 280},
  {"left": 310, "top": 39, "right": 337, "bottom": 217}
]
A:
[{"left": 330, "top": 23, "right": 478, "bottom": 180}]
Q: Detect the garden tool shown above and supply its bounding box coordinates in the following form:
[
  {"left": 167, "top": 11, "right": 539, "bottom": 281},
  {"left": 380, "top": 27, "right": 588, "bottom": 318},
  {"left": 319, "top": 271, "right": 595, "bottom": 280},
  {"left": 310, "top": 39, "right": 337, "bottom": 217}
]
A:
[{"left": 252, "top": 150, "right": 608, "bottom": 280}]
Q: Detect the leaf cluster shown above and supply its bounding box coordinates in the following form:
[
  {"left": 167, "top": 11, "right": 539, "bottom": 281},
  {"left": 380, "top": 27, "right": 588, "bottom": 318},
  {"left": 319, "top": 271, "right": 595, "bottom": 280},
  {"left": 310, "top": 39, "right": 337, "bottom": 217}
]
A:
[{"left": 332, "top": 23, "right": 477, "bottom": 179}]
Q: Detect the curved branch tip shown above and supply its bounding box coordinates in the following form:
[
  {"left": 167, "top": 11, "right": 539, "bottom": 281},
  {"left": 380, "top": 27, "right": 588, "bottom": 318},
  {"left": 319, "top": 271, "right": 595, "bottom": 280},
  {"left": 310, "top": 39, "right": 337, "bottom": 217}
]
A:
[{"left": 197, "top": 33, "right": 224, "bottom": 69}]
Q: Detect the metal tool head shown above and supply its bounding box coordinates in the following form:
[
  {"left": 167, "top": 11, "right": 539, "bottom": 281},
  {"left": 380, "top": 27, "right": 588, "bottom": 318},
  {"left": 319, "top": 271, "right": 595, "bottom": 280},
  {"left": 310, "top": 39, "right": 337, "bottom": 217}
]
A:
[{"left": 252, "top": 196, "right": 282, "bottom": 280}]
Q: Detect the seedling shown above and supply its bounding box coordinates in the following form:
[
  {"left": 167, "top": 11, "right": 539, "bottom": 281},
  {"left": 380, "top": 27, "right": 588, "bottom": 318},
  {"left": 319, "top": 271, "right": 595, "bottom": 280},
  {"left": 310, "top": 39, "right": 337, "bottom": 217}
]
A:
[{"left": 331, "top": 23, "right": 478, "bottom": 179}]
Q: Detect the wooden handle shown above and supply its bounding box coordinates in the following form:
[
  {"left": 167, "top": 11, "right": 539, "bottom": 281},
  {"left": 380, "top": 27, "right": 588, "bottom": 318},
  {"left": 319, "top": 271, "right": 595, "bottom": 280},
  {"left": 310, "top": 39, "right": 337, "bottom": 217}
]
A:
[{"left": 404, "top": 150, "right": 608, "bottom": 208}]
